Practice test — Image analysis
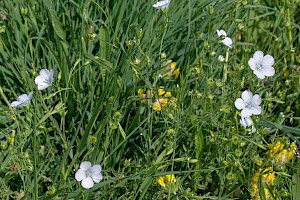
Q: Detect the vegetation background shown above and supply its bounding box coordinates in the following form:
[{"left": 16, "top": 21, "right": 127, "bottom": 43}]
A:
[{"left": 0, "top": 0, "right": 299, "bottom": 199}]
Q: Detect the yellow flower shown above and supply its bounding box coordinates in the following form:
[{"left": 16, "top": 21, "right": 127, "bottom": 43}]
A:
[
  {"left": 165, "top": 91, "right": 172, "bottom": 97},
  {"left": 261, "top": 167, "right": 275, "bottom": 185},
  {"left": 160, "top": 98, "right": 168, "bottom": 106},
  {"left": 251, "top": 168, "right": 276, "bottom": 200},
  {"left": 288, "top": 142, "right": 297, "bottom": 160},
  {"left": 165, "top": 174, "right": 176, "bottom": 184},
  {"left": 173, "top": 68, "right": 180, "bottom": 78},
  {"left": 157, "top": 176, "right": 165, "bottom": 188},
  {"left": 138, "top": 88, "right": 143, "bottom": 98},
  {"left": 169, "top": 61, "right": 176, "bottom": 70},
  {"left": 153, "top": 100, "right": 161, "bottom": 111},
  {"left": 158, "top": 88, "right": 165, "bottom": 96},
  {"left": 267, "top": 140, "right": 284, "bottom": 158}
]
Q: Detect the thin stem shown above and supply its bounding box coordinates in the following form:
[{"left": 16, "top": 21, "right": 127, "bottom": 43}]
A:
[
  {"left": 33, "top": 95, "right": 38, "bottom": 199},
  {"left": 222, "top": 48, "right": 229, "bottom": 95},
  {"left": 284, "top": 0, "right": 294, "bottom": 64}
]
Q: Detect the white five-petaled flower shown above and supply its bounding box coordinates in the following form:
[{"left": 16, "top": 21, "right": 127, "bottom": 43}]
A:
[
  {"left": 240, "top": 116, "right": 256, "bottom": 134},
  {"left": 234, "top": 90, "right": 262, "bottom": 117},
  {"left": 216, "top": 29, "right": 232, "bottom": 48},
  {"left": 34, "top": 69, "right": 54, "bottom": 90},
  {"left": 153, "top": 0, "right": 170, "bottom": 10},
  {"left": 75, "top": 161, "right": 103, "bottom": 189},
  {"left": 11, "top": 92, "right": 33, "bottom": 108},
  {"left": 248, "top": 51, "right": 275, "bottom": 79}
]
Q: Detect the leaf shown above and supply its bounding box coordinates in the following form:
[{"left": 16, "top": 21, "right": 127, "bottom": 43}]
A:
[
  {"left": 42, "top": 0, "right": 69, "bottom": 55},
  {"left": 293, "top": 173, "right": 300, "bottom": 200},
  {"left": 84, "top": 53, "right": 113, "bottom": 72},
  {"left": 258, "top": 121, "right": 300, "bottom": 136}
]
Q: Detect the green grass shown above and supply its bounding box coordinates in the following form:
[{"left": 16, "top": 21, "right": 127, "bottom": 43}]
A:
[{"left": 0, "top": 0, "right": 300, "bottom": 199}]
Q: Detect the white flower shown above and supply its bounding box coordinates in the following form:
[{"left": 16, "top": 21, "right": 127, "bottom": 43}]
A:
[
  {"left": 234, "top": 90, "right": 262, "bottom": 117},
  {"left": 248, "top": 51, "right": 275, "bottom": 79},
  {"left": 153, "top": 0, "right": 170, "bottom": 10},
  {"left": 11, "top": 92, "right": 33, "bottom": 108},
  {"left": 75, "top": 161, "right": 103, "bottom": 189},
  {"left": 34, "top": 69, "right": 54, "bottom": 90},
  {"left": 216, "top": 29, "right": 232, "bottom": 48},
  {"left": 240, "top": 116, "right": 256, "bottom": 134},
  {"left": 218, "top": 55, "right": 225, "bottom": 62}
]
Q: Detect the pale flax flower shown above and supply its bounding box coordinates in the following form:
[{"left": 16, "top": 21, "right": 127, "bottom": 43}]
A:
[
  {"left": 34, "top": 69, "right": 54, "bottom": 90},
  {"left": 11, "top": 92, "right": 33, "bottom": 108},
  {"left": 216, "top": 29, "right": 232, "bottom": 48},
  {"left": 75, "top": 161, "right": 103, "bottom": 189},
  {"left": 248, "top": 51, "right": 275, "bottom": 79},
  {"left": 234, "top": 90, "right": 262, "bottom": 117},
  {"left": 240, "top": 116, "right": 256, "bottom": 134},
  {"left": 153, "top": 0, "right": 170, "bottom": 10}
]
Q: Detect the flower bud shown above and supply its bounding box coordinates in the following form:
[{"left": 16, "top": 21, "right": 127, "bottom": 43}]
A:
[
  {"left": 0, "top": 140, "right": 8, "bottom": 150},
  {"left": 210, "top": 51, "right": 216, "bottom": 57},
  {"left": 21, "top": 7, "right": 28, "bottom": 16},
  {"left": 226, "top": 172, "right": 235, "bottom": 180},
  {"left": 137, "top": 29, "right": 143, "bottom": 39},
  {"left": 88, "top": 135, "right": 97, "bottom": 144},
  {"left": 235, "top": 149, "right": 243, "bottom": 157},
  {"left": 134, "top": 58, "right": 141, "bottom": 65},
  {"left": 167, "top": 128, "right": 176, "bottom": 136},
  {"left": 208, "top": 6, "right": 214, "bottom": 14}
]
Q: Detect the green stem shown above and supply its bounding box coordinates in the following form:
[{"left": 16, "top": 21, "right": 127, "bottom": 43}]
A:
[
  {"left": 33, "top": 95, "right": 38, "bottom": 199},
  {"left": 222, "top": 48, "right": 229, "bottom": 95},
  {"left": 284, "top": 0, "right": 295, "bottom": 64}
]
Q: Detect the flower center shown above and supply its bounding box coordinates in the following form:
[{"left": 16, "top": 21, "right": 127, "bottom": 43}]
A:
[
  {"left": 255, "top": 63, "right": 263, "bottom": 70},
  {"left": 245, "top": 103, "right": 252, "bottom": 109},
  {"left": 43, "top": 78, "right": 51, "bottom": 84},
  {"left": 85, "top": 169, "right": 91, "bottom": 177}
]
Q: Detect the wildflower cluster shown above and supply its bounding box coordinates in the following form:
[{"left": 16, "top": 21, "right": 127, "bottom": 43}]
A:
[
  {"left": 267, "top": 140, "right": 297, "bottom": 166},
  {"left": 11, "top": 69, "right": 54, "bottom": 108},
  {"left": 138, "top": 87, "right": 176, "bottom": 112},
  {"left": 157, "top": 174, "right": 178, "bottom": 193},
  {"left": 250, "top": 167, "right": 276, "bottom": 200},
  {"left": 158, "top": 60, "right": 180, "bottom": 80},
  {"left": 249, "top": 138, "right": 296, "bottom": 199}
]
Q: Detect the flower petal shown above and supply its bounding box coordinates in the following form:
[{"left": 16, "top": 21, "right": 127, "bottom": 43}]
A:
[
  {"left": 75, "top": 169, "right": 86, "bottom": 181},
  {"left": 248, "top": 58, "right": 257, "bottom": 71},
  {"left": 262, "top": 55, "right": 274, "bottom": 67},
  {"left": 241, "top": 91, "right": 253, "bottom": 104},
  {"left": 251, "top": 106, "right": 262, "bottom": 115},
  {"left": 251, "top": 126, "right": 256, "bottom": 134},
  {"left": 262, "top": 66, "right": 275, "bottom": 77},
  {"left": 17, "top": 94, "right": 28, "bottom": 102},
  {"left": 253, "top": 51, "right": 264, "bottom": 63},
  {"left": 39, "top": 69, "right": 50, "bottom": 79},
  {"left": 241, "top": 108, "right": 253, "bottom": 117},
  {"left": 91, "top": 165, "right": 102, "bottom": 173},
  {"left": 80, "top": 161, "right": 92, "bottom": 170},
  {"left": 153, "top": 0, "right": 170, "bottom": 9},
  {"left": 234, "top": 98, "right": 246, "bottom": 110},
  {"left": 253, "top": 70, "right": 265, "bottom": 79},
  {"left": 91, "top": 173, "right": 103, "bottom": 183},
  {"left": 221, "top": 37, "right": 232, "bottom": 48},
  {"left": 37, "top": 82, "right": 50, "bottom": 90},
  {"left": 240, "top": 117, "right": 252, "bottom": 127},
  {"left": 34, "top": 76, "right": 44, "bottom": 85},
  {"left": 217, "top": 29, "right": 227, "bottom": 37},
  {"left": 11, "top": 101, "right": 21, "bottom": 108},
  {"left": 81, "top": 177, "right": 94, "bottom": 189},
  {"left": 252, "top": 94, "right": 262, "bottom": 106}
]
